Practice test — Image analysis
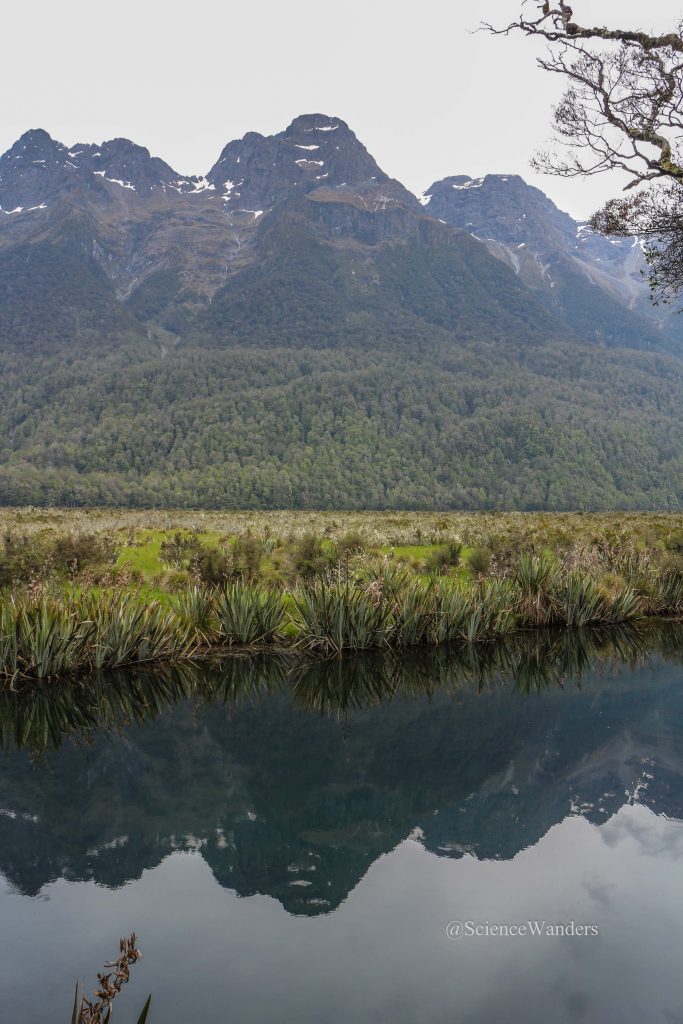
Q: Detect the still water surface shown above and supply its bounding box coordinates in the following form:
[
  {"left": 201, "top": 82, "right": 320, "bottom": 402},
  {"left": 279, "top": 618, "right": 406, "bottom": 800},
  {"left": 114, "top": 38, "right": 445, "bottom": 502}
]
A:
[{"left": 1, "top": 629, "right": 683, "bottom": 1023}]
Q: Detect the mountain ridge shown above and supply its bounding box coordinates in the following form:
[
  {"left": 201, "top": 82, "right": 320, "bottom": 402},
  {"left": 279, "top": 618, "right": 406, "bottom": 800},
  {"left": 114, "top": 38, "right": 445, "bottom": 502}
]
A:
[
  {"left": 421, "top": 171, "right": 683, "bottom": 350},
  {"left": 0, "top": 114, "right": 682, "bottom": 510}
]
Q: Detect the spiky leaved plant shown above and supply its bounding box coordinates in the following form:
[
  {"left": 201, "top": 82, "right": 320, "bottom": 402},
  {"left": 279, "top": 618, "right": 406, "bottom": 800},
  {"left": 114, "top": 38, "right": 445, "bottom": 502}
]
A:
[
  {"left": 513, "top": 552, "right": 559, "bottom": 626},
  {"left": 389, "top": 580, "right": 435, "bottom": 646},
  {"left": 84, "top": 593, "right": 192, "bottom": 670},
  {"left": 557, "top": 573, "right": 605, "bottom": 627},
  {"left": 214, "top": 583, "right": 285, "bottom": 645},
  {"left": 170, "top": 584, "right": 217, "bottom": 643},
  {"left": 293, "top": 582, "right": 392, "bottom": 655},
  {"left": 648, "top": 572, "right": 683, "bottom": 616}
]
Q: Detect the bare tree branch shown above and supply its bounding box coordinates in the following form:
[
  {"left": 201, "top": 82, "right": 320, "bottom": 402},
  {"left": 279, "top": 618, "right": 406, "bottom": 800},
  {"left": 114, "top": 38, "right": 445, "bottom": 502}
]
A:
[{"left": 483, "top": 3, "right": 683, "bottom": 300}]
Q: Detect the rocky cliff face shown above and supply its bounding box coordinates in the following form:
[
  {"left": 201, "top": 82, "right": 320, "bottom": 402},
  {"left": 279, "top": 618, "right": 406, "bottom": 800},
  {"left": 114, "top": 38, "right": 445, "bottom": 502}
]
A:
[{"left": 207, "top": 113, "right": 418, "bottom": 212}]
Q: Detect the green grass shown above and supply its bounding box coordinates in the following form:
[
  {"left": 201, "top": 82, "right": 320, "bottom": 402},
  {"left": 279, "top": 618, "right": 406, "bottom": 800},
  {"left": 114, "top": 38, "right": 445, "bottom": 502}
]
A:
[
  {"left": 116, "top": 529, "right": 224, "bottom": 580},
  {"left": 116, "top": 534, "right": 165, "bottom": 577},
  {"left": 379, "top": 544, "right": 443, "bottom": 560}
]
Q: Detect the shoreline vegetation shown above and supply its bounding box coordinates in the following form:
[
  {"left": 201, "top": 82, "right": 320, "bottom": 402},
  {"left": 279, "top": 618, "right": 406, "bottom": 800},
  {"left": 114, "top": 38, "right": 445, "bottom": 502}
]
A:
[
  {"left": 1, "top": 509, "right": 683, "bottom": 685},
  {"left": 4, "top": 622, "right": 683, "bottom": 753}
]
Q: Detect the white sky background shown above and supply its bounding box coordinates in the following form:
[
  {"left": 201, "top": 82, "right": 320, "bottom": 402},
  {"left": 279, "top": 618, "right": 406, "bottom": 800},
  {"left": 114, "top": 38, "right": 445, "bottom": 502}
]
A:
[{"left": 1, "top": 0, "right": 681, "bottom": 219}]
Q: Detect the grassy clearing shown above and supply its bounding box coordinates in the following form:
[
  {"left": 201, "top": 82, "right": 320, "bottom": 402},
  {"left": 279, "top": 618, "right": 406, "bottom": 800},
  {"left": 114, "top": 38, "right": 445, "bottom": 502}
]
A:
[{"left": 3, "top": 508, "right": 683, "bottom": 590}]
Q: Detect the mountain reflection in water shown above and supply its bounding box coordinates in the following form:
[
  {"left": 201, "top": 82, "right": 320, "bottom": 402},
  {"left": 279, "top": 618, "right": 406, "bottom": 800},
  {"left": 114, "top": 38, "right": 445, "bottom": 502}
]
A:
[{"left": 1, "top": 624, "right": 682, "bottom": 915}]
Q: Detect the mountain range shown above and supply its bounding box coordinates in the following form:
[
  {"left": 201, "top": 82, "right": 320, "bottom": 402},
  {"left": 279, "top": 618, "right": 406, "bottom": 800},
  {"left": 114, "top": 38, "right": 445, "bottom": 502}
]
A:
[{"left": 1, "top": 114, "right": 682, "bottom": 509}]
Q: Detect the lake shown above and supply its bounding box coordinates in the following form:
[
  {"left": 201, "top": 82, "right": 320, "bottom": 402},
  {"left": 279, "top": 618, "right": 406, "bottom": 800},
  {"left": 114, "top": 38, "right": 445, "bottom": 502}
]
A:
[{"left": 1, "top": 627, "right": 683, "bottom": 1023}]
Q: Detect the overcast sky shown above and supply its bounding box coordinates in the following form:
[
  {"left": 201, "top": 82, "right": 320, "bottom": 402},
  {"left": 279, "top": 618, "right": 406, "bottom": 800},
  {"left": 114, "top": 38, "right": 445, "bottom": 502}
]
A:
[{"left": 2, "top": 0, "right": 681, "bottom": 219}]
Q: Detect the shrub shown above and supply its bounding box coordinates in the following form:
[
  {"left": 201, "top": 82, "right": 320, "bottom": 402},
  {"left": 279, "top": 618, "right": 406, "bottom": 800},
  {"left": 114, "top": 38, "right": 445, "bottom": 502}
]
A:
[
  {"left": 425, "top": 541, "right": 463, "bottom": 575},
  {"left": 160, "top": 531, "right": 201, "bottom": 569},
  {"left": 51, "top": 533, "right": 116, "bottom": 575},
  {"left": 0, "top": 533, "right": 51, "bottom": 586},
  {"left": 192, "top": 545, "right": 232, "bottom": 585},
  {"left": 232, "top": 531, "right": 263, "bottom": 581},
  {"left": 290, "top": 533, "right": 336, "bottom": 579},
  {"left": 337, "top": 531, "right": 366, "bottom": 559},
  {"left": 466, "top": 546, "right": 492, "bottom": 575}
]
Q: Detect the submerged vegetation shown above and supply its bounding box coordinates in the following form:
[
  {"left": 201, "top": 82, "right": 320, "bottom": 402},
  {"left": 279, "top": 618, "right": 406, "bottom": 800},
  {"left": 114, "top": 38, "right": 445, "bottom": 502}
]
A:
[{"left": 0, "top": 509, "right": 682, "bottom": 683}]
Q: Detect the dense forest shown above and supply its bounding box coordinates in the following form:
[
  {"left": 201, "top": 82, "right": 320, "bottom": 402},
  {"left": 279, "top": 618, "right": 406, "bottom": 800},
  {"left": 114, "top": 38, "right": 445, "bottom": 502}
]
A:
[{"left": 0, "top": 326, "right": 681, "bottom": 510}]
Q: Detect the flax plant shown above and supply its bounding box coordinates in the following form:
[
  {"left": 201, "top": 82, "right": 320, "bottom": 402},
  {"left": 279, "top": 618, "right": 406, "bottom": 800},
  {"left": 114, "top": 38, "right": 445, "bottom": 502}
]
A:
[
  {"left": 171, "top": 584, "right": 217, "bottom": 643},
  {"left": 214, "top": 583, "right": 285, "bottom": 645},
  {"left": 513, "top": 553, "right": 559, "bottom": 626},
  {"left": 293, "top": 583, "right": 392, "bottom": 654}
]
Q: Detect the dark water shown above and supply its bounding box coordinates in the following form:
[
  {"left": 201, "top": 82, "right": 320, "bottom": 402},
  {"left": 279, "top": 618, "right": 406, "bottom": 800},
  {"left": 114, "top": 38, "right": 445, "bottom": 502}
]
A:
[{"left": 2, "top": 627, "right": 683, "bottom": 1023}]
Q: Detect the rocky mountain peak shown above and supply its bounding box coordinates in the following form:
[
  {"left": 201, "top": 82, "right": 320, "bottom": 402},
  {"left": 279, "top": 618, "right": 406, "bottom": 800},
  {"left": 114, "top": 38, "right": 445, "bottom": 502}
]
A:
[
  {"left": 283, "top": 113, "right": 348, "bottom": 134},
  {"left": 71, "top": 138, "right": 188, "bottom": 193},
  {"left": 207, "top": 113, "right": 417, "bottom": 214},
  {"left": 422, "top": 174, "right": 578, "bottom": 251},
  {"left": 421, "top": 172, "right": 642, "bottom": 268},
  {"left": 422, "top": 171, "right": 666, "bottom": 347},
  {"left": 4, "top": 128, "right": 68, "bottom": 163},
  {"left": 0, "top": 129, "right": 200, "bottom": 214},
  {"left": 0, "top": 129, "right": 79, "bottom": 214}
]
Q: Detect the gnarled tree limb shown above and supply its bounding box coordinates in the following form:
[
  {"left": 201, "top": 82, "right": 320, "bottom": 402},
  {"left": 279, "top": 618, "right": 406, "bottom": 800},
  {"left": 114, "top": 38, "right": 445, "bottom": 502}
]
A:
[{"left": 483, "top": 3, "right": 683, "bottom": 299}]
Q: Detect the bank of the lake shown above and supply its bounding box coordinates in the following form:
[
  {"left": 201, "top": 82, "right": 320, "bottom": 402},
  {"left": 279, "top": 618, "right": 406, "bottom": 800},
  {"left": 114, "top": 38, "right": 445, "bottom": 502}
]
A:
[
  {"left": 3, "top": 510, "right": 683, "bottom": 684},
  {"left": 1, "top": 561, "right": 682, "bottom": 684}
]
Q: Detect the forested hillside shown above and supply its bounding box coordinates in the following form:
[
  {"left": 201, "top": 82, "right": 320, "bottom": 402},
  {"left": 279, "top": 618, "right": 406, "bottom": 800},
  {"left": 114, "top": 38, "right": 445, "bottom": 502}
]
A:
[
  {"left": 1, "top": 334, "right": 681, "bottom": 509},
  {"left": 1, "top": 114, "right": 682, "bottom": 510}
]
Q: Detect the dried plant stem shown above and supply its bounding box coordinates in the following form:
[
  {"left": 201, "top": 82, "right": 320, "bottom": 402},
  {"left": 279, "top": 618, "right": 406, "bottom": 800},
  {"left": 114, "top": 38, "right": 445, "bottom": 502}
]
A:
[{"left": 78, "top": 934, "right": 142, "bottom": 1024}]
